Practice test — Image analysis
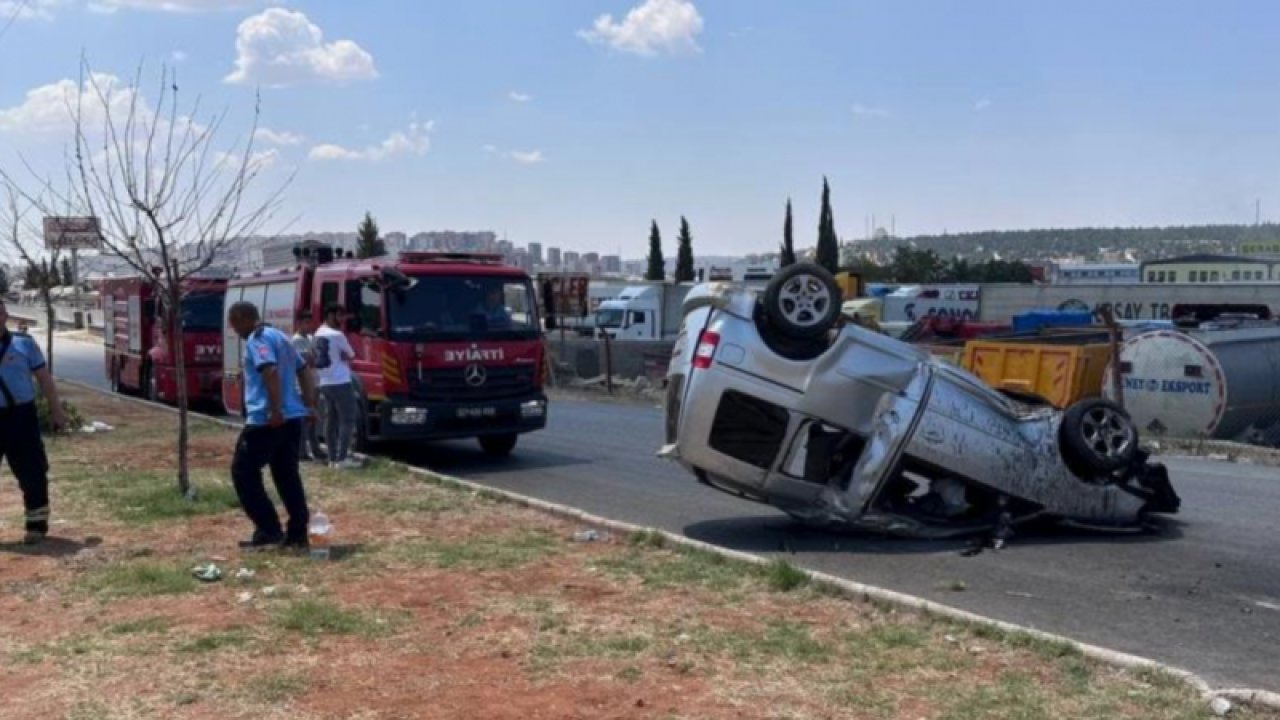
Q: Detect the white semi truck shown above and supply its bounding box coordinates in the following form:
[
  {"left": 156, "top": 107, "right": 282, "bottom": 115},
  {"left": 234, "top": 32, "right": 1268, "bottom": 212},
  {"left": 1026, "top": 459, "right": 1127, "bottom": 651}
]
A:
[{"left": 593, "top": 283, "right": 694, "bottom": 341}]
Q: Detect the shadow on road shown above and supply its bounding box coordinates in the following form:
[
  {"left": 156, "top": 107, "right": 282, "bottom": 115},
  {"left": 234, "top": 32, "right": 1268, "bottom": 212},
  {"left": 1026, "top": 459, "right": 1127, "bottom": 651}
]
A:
[
  {"left": 388, "top": 441, "right": 592, "bottom": 476},
  {"left": 682, "top": 514, "right": 1184, "bottom": 557}
]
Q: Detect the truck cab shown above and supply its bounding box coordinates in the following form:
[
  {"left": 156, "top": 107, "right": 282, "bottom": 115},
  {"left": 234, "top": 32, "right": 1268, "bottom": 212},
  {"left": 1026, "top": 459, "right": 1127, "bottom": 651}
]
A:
[
  {"left": 222, "top": 250, "right": 548, "bottom": 456},
  {"left": 102, "top": 276, "right": 227, "bottom": 408},
  {"left": 595, "top": 286, "right": 661, "bottom": 340}
]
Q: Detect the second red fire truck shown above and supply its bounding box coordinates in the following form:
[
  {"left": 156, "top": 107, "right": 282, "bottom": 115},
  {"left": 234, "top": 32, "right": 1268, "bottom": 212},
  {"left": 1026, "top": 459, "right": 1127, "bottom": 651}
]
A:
[{"left": 222, "top": 246, "right": 549, "bottom": 456}]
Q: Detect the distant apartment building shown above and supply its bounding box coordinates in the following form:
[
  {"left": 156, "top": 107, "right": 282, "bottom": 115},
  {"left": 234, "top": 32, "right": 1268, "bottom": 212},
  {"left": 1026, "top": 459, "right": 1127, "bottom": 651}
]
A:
[
  {"left": 563, "top": 251, "right": 581, "bottom": 270},
  {"left": 602, "top": 255, "right": 622, "bottom": 274},
  {"left": 583, "top": 252, "right": 600, "bottom": 264},
  {"left": 383, "top": 232, "right": 408, "bottom": 252},
  {"left": 547, "top": 247, "right": 562, "bottom": 268},
  {"left": 527, "top": 243, "right": 543, "bottom": 266}
]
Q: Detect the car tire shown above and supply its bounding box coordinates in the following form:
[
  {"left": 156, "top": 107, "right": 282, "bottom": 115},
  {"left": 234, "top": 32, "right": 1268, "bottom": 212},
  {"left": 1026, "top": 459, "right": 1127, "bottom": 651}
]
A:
[
  {"left": 754, "top": 306, "right": 830, "bottom": 361},
  {"left": 1060, "top": 398, "right": 1139, "bottom": 476},
  {"left": 478, "top": 433, "right": 518, "bottom": 457},
  {"left": 762, "top": 263, "right": 842, "bottom": 340}
]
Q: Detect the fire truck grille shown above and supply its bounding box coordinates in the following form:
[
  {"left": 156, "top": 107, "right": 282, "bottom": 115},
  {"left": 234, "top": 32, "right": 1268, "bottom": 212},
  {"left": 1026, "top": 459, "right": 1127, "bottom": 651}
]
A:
[{"left": 409, "top": 366, "right": 536, "bottom": 402}]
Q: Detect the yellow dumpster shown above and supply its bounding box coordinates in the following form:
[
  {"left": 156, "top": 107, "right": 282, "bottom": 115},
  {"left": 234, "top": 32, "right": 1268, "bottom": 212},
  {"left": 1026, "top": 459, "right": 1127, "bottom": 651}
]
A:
[{"left": 961, "top": 340, "right": 1112, "bottom": 408}]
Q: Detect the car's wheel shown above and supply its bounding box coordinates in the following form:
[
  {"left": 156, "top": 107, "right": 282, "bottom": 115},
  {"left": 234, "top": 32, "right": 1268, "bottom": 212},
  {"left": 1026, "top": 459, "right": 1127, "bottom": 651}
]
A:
[
  {"left": 1060, "top": 398, "right": 1139, "bottom": 475},
  {"left": 762, "top": 263, "right": 842, "bottom": 340},
  {"left": 478, "top": 433, "right": 518, "bottom": 457}
]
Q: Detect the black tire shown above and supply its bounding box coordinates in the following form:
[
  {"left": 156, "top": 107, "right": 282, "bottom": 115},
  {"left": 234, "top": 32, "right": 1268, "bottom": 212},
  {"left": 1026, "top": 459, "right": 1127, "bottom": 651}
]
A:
[
  {"left": 478, "top": 433, "right": 518, "bottom": 457},
  {"left": 1060, "top": 398, "right": 1139, "bottom": 476},
  {"left": 753, "top": 304, "right": 829, "bottom": 361},
  {"left": 762, "top": 263, "right": 842, "bottom": 340},
  {"left": 109, "top": 362, "right": 122, "bottom": 394}
]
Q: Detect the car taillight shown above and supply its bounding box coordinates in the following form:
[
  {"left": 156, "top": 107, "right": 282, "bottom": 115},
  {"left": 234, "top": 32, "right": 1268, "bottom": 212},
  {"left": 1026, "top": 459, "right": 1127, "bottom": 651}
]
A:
[{"left": 692, "top": 330, "right": 720, "bottom": 370}]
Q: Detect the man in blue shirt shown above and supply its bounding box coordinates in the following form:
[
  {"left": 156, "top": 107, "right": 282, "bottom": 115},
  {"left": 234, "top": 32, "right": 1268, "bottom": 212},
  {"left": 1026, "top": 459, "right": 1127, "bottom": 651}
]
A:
[
  {"left": 227, "top": 301, "right": 317, "bottom": 550},
  {"left": 0, "top": 300, "right": 67, "bottom": 545}
]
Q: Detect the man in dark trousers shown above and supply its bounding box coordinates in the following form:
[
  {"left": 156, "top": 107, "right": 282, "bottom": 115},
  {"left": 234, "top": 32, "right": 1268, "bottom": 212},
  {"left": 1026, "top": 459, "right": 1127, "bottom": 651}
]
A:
[
  {"left": 227, "top": 301, "right": 316, "bottom": 550},
  {"left": 0, "top": 300, "right": 66, "bottom": 545}
]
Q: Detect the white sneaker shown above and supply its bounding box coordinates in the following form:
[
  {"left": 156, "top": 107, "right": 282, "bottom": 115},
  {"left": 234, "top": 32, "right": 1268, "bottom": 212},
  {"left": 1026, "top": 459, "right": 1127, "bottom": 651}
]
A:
[{"left": 338, "top": 458, "right": 363, "bottom": 470}]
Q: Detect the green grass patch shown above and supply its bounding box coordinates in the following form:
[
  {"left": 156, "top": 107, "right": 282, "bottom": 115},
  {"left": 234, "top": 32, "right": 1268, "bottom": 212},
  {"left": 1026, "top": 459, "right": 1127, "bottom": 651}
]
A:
[
  {"left": 107, "top": 616, "right": 173, "bottom": 635},
  {"left": 180, "top": 627, "right": 254, "bottom": 654},
  {"left": 79, "top": 471, "right": 240, "bottom": 525},
  {"left": 242, "top": 671, "right": 308, "bottom": 704},
  {"left": 689, "top": 620, "right": 832, "bottom": 665},
  {"left": 396, "top": 531, "right": 559, "bottom": 571},
  {"left": 594, "top": 545, "right": 748, "bottom": 594},
  {"left": 80, "top": 561, "right": 197, "bottom": 599},
  {"left": 763, "top": 558, "right": 810, "bottom": 592},
  {"left": 360, "top": 488, "right": 471, "bottom": 516},
  {"left": 271, "top": 598, "right": 393, "bottom": 638}
]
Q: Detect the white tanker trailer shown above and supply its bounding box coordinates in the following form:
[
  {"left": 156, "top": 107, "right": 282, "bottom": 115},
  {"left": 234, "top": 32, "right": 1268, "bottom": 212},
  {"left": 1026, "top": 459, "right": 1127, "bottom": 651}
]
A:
[{"left": 1104, "top": 319, "right": 1280, "bottom": 445}]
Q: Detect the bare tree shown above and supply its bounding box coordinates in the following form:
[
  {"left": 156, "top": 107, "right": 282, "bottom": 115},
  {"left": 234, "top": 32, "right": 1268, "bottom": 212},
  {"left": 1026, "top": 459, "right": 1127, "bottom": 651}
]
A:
[
  {"left": 5, "top": 59, "right": 290, "bottom": 498},
  {"left": 0, "top": 184, "right": 65, "bottom": 372}
]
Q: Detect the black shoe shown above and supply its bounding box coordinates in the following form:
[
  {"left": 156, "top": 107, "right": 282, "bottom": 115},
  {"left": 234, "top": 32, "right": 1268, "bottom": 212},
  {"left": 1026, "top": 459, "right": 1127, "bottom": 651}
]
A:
[
  {"left": 282, "top": 536, "right": 310, "bottom": 554},
  {"left": 238, "top": 532, "right": 285, "bottom": 551},
  {"left": 21, "top": 529, "right": 46, "bottom": 546}
]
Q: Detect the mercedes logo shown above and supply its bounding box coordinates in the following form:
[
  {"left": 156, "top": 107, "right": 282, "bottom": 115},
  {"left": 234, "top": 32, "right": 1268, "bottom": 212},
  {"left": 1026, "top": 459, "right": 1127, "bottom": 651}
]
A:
[{"left": 464, "top": 363, "right": 487, "bottom": 387}]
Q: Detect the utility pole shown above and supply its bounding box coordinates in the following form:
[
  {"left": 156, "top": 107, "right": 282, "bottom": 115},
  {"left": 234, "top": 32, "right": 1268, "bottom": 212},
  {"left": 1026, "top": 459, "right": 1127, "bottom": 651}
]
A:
[{"left": 1256, "top": 198, "right": 1262, "bottom": 226}]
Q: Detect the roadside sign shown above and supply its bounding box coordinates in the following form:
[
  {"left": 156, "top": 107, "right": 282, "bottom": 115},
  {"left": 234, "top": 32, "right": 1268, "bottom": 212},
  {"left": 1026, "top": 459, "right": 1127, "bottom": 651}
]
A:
[
  {"left": 43, "top": 216, "right": 103, "bottom": 251},
  {"left": 538, "top": 272, "right": 590, "bottom": 317}
]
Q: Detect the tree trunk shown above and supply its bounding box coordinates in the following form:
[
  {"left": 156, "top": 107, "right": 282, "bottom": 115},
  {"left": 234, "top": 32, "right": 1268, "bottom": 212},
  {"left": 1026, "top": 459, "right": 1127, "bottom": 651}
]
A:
[
  {"left": 43, "top": 293, "right": 54, "bottom": 373},
  {"left": 170, "top": 287, "right": 193, "bottom": 500}
]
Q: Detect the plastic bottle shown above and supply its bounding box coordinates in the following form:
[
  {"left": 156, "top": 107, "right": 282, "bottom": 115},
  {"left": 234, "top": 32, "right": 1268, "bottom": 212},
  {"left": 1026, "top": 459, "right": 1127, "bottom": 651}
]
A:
[{"left": 308, "top": 511, "right": 332, "bottom": 560}]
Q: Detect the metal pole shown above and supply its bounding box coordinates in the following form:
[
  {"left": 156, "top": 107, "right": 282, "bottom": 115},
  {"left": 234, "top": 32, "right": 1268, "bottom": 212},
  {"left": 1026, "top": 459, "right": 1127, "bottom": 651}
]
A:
[{"left": 603, "top": 330, "right": 613, "bottom": 395}]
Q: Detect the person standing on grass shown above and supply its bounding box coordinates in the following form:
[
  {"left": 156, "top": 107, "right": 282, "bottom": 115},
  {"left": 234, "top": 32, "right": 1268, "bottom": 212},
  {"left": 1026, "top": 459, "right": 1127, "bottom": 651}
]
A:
[
  {"left": 314, "top": 303, "right": 361, "bottom": 470},
  {"left": 0, "top": 299, "right": 65, "bottom": 545},
  {"left": 227, "top": 301, "right": 316, "bottom": 551},
  {"left": 291, "top": 311, "right": 326, "bottom": 463}
]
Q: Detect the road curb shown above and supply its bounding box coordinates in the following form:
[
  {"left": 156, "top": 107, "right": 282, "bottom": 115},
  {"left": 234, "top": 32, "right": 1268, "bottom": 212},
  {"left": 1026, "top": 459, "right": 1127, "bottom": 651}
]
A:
[{"left": 56, "top": 377, "right": 1280, "bottom": 713}]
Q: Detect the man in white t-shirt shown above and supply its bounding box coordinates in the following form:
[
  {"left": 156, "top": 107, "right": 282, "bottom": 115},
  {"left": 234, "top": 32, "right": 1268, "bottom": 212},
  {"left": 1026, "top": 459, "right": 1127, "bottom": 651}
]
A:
[{"left": 313, "top": 303, "right": 361, "bottom": 469}]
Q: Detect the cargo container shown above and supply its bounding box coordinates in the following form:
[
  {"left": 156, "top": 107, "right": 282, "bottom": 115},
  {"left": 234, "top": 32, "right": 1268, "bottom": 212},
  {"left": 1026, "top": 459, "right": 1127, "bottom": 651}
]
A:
[{"left": 962, "top": 337, "right": 1112, "bottom": 408}]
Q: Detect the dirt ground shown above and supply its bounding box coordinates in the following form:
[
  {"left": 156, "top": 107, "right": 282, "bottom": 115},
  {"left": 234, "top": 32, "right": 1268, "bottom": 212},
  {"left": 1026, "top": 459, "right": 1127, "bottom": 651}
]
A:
[{"left": 0, "top": 387, "right": 1273, "bottom": 720}]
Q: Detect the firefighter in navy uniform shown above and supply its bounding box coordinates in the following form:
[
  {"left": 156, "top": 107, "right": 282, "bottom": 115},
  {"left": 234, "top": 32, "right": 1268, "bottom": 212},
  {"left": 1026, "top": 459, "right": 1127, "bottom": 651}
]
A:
[{"left": 0, "top": 300, "right": 67, "bottom": 545}]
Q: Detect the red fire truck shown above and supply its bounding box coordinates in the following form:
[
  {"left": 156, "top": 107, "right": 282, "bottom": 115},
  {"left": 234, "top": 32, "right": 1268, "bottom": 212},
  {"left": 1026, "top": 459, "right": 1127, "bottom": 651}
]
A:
[
  {"left": 101, "top": 275, "right": 228, "bottom": 408},
  {"left": 221, "top": 247, "right": 548, "bottom": 456}
]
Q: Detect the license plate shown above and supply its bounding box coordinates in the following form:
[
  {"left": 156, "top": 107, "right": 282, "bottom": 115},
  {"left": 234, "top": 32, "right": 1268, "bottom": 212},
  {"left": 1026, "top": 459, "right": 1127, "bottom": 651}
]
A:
[{"left": 457, "top": 407, "right": 497, "bottom": 419}]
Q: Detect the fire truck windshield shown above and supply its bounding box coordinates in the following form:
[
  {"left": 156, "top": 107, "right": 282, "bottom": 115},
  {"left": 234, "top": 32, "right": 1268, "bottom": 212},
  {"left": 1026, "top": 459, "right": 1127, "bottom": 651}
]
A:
[
  {"left": 387, "top": 275, "right": 540, "bottom": 340},
  {"left": 181, "top": 293, "right": 223, "bottom": 331}
]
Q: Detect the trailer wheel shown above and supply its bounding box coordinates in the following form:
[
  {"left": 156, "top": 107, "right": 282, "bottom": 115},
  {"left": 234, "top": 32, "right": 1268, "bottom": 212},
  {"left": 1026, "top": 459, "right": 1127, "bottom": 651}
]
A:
[
  {"left": 1060, "top": 398, "right": 1139, "bottom": 476},
  {"left": 478, "top": 433, "right": 518, "bottom": 457},
  {"left": 762, "top": 263, "right": 842, "bottom": 340}
]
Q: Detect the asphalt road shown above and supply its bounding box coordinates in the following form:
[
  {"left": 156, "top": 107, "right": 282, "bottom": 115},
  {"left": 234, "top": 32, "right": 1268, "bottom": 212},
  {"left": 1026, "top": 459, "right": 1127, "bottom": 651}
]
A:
[{"left": 34, "top": 333, "right": 1280, "bottom": 692}]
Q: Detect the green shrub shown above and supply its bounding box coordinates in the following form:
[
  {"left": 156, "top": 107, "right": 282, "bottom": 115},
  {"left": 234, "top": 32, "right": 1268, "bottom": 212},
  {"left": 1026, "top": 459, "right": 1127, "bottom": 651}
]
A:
[{"left": 37, "top": 394, "right": 83, "bottom": 434}]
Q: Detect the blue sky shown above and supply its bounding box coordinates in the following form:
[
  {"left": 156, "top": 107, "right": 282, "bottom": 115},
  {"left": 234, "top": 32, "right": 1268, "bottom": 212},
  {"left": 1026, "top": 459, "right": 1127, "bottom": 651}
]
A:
[{"left": 2, "top": 0, "right": 1280, "bottom": 257}]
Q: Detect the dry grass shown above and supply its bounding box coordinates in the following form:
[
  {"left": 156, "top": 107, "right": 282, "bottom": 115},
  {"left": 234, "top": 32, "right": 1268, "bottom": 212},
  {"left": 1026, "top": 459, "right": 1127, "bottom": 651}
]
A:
[{"left": 0, "top": 387, "right": 1271, "bottom": 720}]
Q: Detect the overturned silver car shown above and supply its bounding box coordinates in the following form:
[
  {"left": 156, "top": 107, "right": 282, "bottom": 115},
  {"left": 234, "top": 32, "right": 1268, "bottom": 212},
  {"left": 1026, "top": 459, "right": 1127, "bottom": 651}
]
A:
[{"left": 660, "top": 264, "right": 1180, "bottom": 538}]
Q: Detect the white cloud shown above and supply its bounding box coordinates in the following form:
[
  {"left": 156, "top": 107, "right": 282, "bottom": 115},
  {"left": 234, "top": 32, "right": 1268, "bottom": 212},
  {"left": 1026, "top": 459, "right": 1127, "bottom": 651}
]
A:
[
  {"left": 254, "top": 127, "right": 303, "bottom": 146},
  {"left": 579, "top": 0, "right": 704, "bottom": 56},
  {"left": 224, "top": 8, "right": 377, "bottom": 88},
  {"left": 974, "top": 98, "right": 993, "bottom": 112},
  {"left": 216, "top": 147, "right": 279, "bottom": 171},
  {"left": 88, "top": 0, "right": 261, "bottom": 12},
  {"left": 1, "top": 0, "right": 60, "bottom": 21},
  {"left": 508, "top": 91, "right": 532, "bottom": 103},
  {"left": 308, "top": 120, "right": 432, "bottom": 162},
  {"left": 509, "top": 150, "right": 544, "bottom": 165},
  {"left": 170, "top": 50, "right": 189, "bottom": 63},
  {"left": 852, "top": 104, "right": 889, "bottom": 118},
  {"left": 0, "top": 73, "right": 141, "bottom": 134}
]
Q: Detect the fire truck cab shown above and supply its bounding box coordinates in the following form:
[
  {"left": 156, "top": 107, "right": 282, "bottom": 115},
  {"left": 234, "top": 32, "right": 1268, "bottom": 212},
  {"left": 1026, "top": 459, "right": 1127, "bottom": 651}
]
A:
[
  {"left": 222, "top": 248, "right": 548, "bottom": 456},
  {"left": 101, "top": 275, "right": 227, "bottom": 408}
]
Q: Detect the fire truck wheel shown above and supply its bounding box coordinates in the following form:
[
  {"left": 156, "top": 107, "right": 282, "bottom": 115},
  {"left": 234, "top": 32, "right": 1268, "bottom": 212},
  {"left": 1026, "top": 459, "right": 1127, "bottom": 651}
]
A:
[{"left": 478, "top": 433, "right": 518, "bottom": 457}]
